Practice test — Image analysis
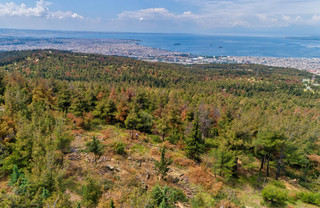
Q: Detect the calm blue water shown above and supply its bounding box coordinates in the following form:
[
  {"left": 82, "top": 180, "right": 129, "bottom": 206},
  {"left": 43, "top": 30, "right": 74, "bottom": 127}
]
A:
[{"left": 1, "top": 29, "right": 320, "bottom": 58}]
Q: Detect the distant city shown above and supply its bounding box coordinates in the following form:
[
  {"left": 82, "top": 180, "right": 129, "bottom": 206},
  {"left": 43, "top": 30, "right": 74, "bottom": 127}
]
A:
[{"left": 1, "top": 37, "right": 320, "bottom": 75}]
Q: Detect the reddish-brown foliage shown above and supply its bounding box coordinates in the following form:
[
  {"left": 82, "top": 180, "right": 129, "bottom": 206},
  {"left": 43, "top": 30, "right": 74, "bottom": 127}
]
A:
[{"left": 187, "top": 166, "right": 223, "bottom": 194}]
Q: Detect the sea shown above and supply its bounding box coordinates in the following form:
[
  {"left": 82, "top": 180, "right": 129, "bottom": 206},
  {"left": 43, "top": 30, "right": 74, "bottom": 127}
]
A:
[{"left": 1, "top": 29, "right": 320, "bottom": 58}]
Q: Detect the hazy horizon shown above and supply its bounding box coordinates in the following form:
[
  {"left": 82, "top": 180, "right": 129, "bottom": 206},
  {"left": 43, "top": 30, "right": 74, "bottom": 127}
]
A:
[{"left": 0, "top": 27, "right": 319, "bottom": 38}]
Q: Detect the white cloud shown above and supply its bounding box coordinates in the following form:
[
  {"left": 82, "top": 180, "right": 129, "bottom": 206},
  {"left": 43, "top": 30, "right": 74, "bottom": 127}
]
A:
[
  {"left": 118, "top": 8, "right": 173, "bottom": 21},
  {"left": 118, "top": 8, "right": 202, "bottom": 22},
  {"left": 117, "top": 0, "right": 320, "bottom": 30},
  {"left": 281, "top": 15, "right": 301, "bottom": 24},
  {"left": 117, "top": 7, "right": 251, "bottom": 28},
  {"left": 0, "top": 0, "right": 49, "bottom": 17},
  {"left": 193, "top": 0, "right": 320, "bottom": 28},
  {"left": 310, "top": 15, "right": 320, "bottom": 24},
  {"left": 0, "top": 0, "right": 84, "bottom": 20},
  {"left": 71, "top": 13, "right": 83, "bottom": 19},
  {"left": 47, "top": 11, "right": 84, "bottom": 20}
]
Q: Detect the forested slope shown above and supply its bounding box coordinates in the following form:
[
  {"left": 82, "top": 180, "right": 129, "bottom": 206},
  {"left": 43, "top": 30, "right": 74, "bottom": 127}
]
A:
[{"left": 0, "top": 50, "right": 319, "bottom": 208}]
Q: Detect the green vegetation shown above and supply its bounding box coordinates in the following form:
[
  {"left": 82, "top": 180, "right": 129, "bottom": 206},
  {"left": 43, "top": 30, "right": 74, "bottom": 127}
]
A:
[
  {"left": 0, "top": 50, "right": 320, "bottom": 207},
  {"left": 151, "top": 185, "right": 187, "bottom": 208},
  {"left": 111, "top": 142, "right": 126, "bottom": 155},
  {"left": 81, "top": 177, "right": 103, "bottom": 208},
  {"left": 297, "top": 191, "right": 320, "bottom": 205},
  {"left": 262, "top": 183, "right": 289, "bottom": 205},
  {"left": 185, "top": 118, "right": 205, "bottom": 162},
  {"left": 154, "top": 146, "right": 173, "bottom": 179},
  {"left": 86, "top": 136, "right": 104, "bottom": 164}
]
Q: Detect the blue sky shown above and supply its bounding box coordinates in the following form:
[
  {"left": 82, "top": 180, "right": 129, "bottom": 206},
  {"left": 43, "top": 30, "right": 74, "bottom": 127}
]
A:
[{"left": 0, "top": 0, "right": 320, "bottom": 35}]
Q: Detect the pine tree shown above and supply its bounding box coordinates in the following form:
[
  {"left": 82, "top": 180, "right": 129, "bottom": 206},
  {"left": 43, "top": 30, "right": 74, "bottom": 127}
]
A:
[
  {"left": 212, "top": 143, "right": 235, "bottom": 180},
  {"left": 151, "top": 185, "right": 171, "bottom": 207},
  {"left": 40, "top": 187, "right": 50, "bottom": 199},
  {"left": 134, "top": 91, "right": 150, "bottom": 110},
  {"left": 136, "top": 111, "right": 153, "bottom": 133},
  {"left": 254, "top": 130, "right": 285, "bottom": 178},
  {"left": 115, "top": 99, "right": 130, "bottom": 123},
  {"left": 56, "top": 133, "right": 72, "bottom": 153},
  {"left": 159, "top": 200, "right": 171, "bottom": 208},
  {"left": 104, "top": 100, "right": 117, "bottom": 124},
  {"left": 16, "top": 175, "right": 28, "bottom": 195},
  {"left": 151, "top": 185, "right": 181, "bottom": 208},
  {"left": 0, "top": 72, "right": 5, "bottom": 96},
  {"left": 82, "top": 177, "right": 103, "bottom": 208},
  {"left": 125, "top": 111, "right": 139, "bottom": 139},
  {"left": 154, "top": 146, "right": 173, "bottom": 179},
  {"left": 57, "top": 89, "right": 71, "bottom": 113},
  {"left": 9, "top": 165, "right": 20, "bottom": 186},
  {"left": 92, "top": 99, "right": 117, "bottom": 124},
  {"left": 156, "top": 117, "right": 170, "bottom": 141},
  {"left": 185, "top": 118, "right": 205, "bottom": 162},
  {"left": 70, "top": 92, "right": 89, "bottom": 117},
  {"left": 110, "top": 199, "right": 116, "bottom": 208},
  {"left": 86, "top": 137, "right": 103, "bottom": 164}
]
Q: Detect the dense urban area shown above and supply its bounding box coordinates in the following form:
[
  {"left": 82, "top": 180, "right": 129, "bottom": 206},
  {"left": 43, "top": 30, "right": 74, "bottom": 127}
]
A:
[{"left": 1, "top": 37, "right": 320, "bottom": 75}]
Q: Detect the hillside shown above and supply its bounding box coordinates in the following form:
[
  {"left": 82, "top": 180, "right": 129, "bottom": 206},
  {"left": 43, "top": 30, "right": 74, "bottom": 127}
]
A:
[{"left": 0, "top": 50, "right": 319, "bottom": 208}]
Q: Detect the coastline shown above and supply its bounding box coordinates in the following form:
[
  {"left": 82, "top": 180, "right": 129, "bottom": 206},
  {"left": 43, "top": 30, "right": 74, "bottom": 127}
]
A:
[{"left": 1, "top": 35, "right": 320, "bottom": 75}]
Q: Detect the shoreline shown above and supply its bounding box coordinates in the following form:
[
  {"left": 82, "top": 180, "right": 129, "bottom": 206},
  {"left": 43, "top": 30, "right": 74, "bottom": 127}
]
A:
[{"left": 1, "top": 36, "right": 320, "bottom": 75}]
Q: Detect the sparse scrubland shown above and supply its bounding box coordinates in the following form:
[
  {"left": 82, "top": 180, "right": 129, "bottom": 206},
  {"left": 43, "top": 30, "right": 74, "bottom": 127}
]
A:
[{"left": 0, "top": 50, "right": 319, "bottom": 207}]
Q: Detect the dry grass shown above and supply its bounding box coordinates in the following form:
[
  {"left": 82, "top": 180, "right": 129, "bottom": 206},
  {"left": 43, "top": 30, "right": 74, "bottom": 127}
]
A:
[
  {"left": 215, "top": 199, "right": 240, "bottom": 208},
  {"left": 101, "top": 129, "right": 115, "bottom": 140},
  {"left": 71, "top": 129, "right": 85, "bottom": 135},
  {"left": 173, "top": 157, "right": 196, "bottom": 167},
  {"left": 187, "top": 166, "right": 223, "bottom": 195},
  {"left": 150, "top": 148, "right": 160, "bottom": 157},
  {"left": 0, "top": 176, "right": 9, "bottom": 192},
  {"left": 57, "top": 124, "right": 320, "bottom": 208},
  {"left": 308, "top": 154, "right": 320, "bottom": 171},
  {"left": 162, "top": 140, "right": 175, "bottom": 150}
]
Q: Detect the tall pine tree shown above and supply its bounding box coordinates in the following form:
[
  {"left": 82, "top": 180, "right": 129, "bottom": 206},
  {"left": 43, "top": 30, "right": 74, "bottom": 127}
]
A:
[
  {"left": 185, "top": 118, "right": 205, "bottom": 162},
  {"left": 154, "top": 146, "right": 173, "bottom": 179}
]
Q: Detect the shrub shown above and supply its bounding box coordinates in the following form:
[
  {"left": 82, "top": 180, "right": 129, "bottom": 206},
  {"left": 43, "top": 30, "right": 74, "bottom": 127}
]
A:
[
  {"left": 216, "top": 199, "right": 239, "bottom": 208},
  {"left": 150, "top": 185, "right": 187, "bottom": 208},
  {"left": 262, "top": 184, "right": 289, "bottom": 205},
  {"left": 171, "top": 188, "right": 188, "bottom": 203},
  {"left": 90, "top": 118, "right": 104, "bottom": 126},
  {"left": 81, "top": 178, "right": 102, "bottom": 208},
  {"left": 297, "top": 191, "right": 320, "bottom": 205},
  {"left": 150, "top": 135, "right": 162, "bottom": 143},
  {"left": 102, "top": 179, "right": 114, "bottom": 191},
  {"left": 191, "top": 193, "right": 216, "bottom": 208},
  {"left": 270, "top": 180, "right": 286, "bottom": 189},
  {"left": 154, "top": 146, "right": 172, "bottom": 179},
  {"left": 111, "top": 142, "right": 126, "bottom": 155},
  {"left": 191, "top": 195, "right": 205, "bottom": 208},
  {"left": 166, "top": 132, "right": 181, "bottom": 145},
  {"left": 86, "top": 137, "right": 104, "bottom": 164}
]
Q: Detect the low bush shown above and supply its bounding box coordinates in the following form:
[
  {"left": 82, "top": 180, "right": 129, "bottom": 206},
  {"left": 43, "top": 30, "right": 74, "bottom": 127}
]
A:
[
  {"left": 110, "top": 142, "right": 126, "bottom": 155},
  {"left": 297, "top": 191, "right": 320, "bottom": 205},
  {"left": 262, "top": 184, "right": 289, "bottom": 205},
  {"left": 81, "top": 178, "right": 102, "bottom": 208},
  {"left": 270, "top": 180, "right": 286, "bottom": 189},
  {"left": 150, "top": 185, "right": 187, "bottom": 207},
  {"left": 150, "top": 135, "right": 162, "bottom": 143},
  {"left": 102, "top": 179, "right": 114, "bottom": 191},
  {"left": 191, "top": 195, "right": 206, "bottom": 208},
  {"left": 166, "top": 132, "right": 182, "bottom": 144}
]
